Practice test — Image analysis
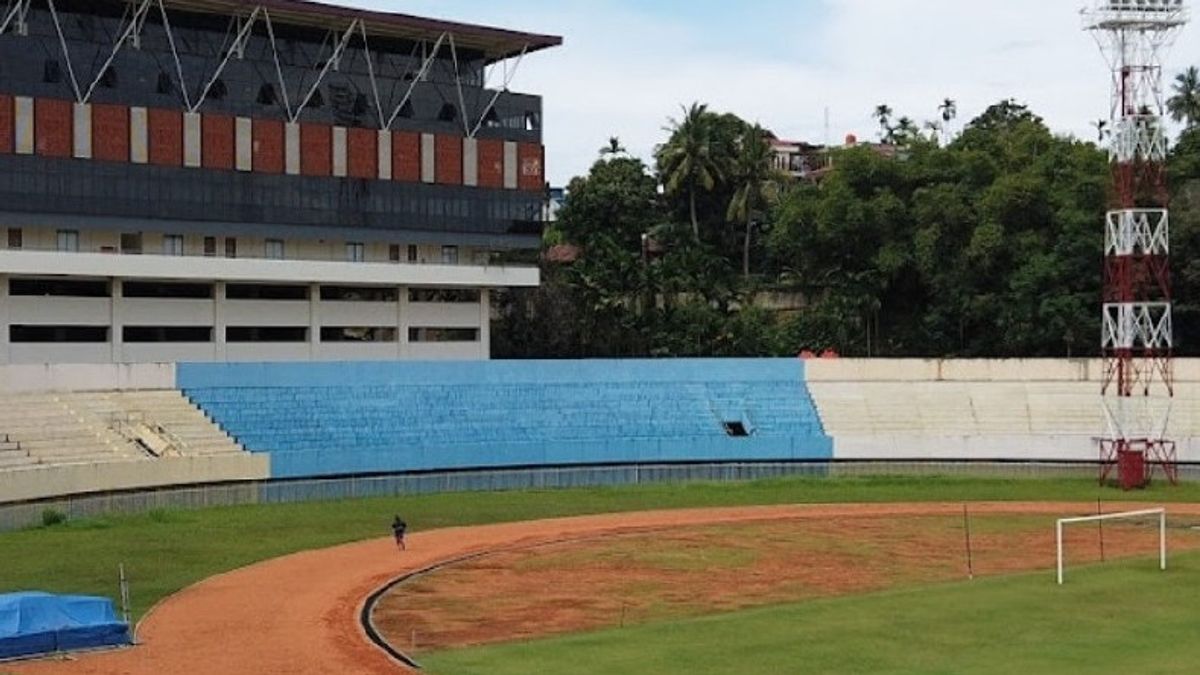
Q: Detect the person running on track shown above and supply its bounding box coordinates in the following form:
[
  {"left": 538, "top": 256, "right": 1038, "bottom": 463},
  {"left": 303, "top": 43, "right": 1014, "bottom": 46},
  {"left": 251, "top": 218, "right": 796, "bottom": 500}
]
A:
[{"left": 392, "top": 515, "right": 408, "bottom": 551}]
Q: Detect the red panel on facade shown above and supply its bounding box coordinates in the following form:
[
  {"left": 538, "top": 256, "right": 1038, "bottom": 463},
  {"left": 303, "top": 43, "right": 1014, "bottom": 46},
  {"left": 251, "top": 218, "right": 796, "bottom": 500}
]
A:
[
  {"left": 435, "top": 134, "right": 463, "bottom": 185},
  {"left": 252, "top": 118, "right": 284, "bottom": 174},
  {"left": 201, "top": 113, "right": 234, "bottom": 170},
  {"left": 347, "top": 127, "right": 377, "bottom": 179},
  {"left": 0, "top": 95, "right": 12, "bottom": 154},
  {"left": 147, "top": 107, "right": 182, "bottom": 166},
  {"left": 300, "top": 123, "right": 331, "bottom": 176},
  {"left": 91, "top": 103, "right": 129, "bottom": 163},
  {"left": 518, "top": 142, "right": 545, "bottom": 192},
  {"left": 392, "top": 131, "right": 420, "bottom": 182},
  {"left": 35, "top": 98, "right": 72, "bottom": 158},
  {"left": 477, "top": 138, "right": 504, "bottom": 189}
]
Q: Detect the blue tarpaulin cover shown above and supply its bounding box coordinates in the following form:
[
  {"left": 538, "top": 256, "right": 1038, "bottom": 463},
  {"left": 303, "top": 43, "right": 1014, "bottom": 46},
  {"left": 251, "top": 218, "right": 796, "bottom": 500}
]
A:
[{"left": 0, "top": 592, "right": 130, "bottom": 660}]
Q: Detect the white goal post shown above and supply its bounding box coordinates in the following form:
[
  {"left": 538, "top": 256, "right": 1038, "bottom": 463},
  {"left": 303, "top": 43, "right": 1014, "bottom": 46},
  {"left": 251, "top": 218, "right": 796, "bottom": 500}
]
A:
[{"left": 1056, "top": 508, "right": 1166, "bottom": 585}]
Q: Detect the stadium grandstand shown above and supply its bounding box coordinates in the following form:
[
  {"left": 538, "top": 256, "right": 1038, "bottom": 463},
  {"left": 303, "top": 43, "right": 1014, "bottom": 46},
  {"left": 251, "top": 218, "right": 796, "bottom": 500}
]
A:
[{"left": 0, "top": 0, "right": 558, "bottom": 366}]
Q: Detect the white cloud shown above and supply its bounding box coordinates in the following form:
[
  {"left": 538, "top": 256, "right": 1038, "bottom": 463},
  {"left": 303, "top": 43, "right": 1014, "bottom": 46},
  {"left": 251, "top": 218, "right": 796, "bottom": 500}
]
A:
[{"left": 350, "top": 2, "right": 1200, "bottom": 184}]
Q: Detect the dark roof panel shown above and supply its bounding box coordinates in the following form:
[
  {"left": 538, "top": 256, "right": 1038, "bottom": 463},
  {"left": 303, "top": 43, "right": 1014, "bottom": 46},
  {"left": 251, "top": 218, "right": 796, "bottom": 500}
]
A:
[{"left": 164, "top": 0, "right": 562, "bottom": 62}]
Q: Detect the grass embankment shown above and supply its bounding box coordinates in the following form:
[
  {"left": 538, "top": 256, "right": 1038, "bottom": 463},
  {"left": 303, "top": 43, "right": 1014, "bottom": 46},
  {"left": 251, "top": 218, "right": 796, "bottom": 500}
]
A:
[
  {"left": 0, "top": 475, "right": 1196, "bottom": 619},
  {"left": 423, "top": 552, "right": 1200, "bottom": 675}
]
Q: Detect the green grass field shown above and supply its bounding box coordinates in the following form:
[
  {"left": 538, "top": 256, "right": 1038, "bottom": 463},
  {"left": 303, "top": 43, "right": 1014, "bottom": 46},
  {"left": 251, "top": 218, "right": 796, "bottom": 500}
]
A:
[
  {"left": 0, "top": 475, "right": 1197, "bottom": 620},
  {"left": 423, "top": 552, "right": 1200, "bottom": 675}
]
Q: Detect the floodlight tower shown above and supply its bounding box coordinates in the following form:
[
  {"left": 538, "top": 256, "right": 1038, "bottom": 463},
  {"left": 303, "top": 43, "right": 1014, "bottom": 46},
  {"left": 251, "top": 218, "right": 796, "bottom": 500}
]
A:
[{"left": 1084, "top": 0, "right": 1189, "bottom": 489}]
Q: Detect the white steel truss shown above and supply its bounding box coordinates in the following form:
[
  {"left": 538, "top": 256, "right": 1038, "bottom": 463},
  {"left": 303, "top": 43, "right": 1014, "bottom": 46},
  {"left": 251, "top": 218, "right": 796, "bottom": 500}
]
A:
[
  {"left": 8, "top": 1, "right": 533, "bottom": 134},
  {"left": 1102, "top": 302, "right": 1173, "bottom": 350},
  {"left": 0, "top": 0, "right": 31, "bottom": 36},
  {"left": 1105, "top": 208, "right": 1169, "bottom": 256},
  {"left": 1109, "top": 114, "right": 1169, "bottom": 163},
  {"left": 1102, "top": 395, "right": 1172, "bottom": 441}
]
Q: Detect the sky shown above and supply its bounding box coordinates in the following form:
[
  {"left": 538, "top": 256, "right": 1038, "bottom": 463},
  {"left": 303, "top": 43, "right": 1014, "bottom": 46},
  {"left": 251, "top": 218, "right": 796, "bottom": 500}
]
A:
[{"left": 347, "top": 1, "right": 1200, "bottom": 185}]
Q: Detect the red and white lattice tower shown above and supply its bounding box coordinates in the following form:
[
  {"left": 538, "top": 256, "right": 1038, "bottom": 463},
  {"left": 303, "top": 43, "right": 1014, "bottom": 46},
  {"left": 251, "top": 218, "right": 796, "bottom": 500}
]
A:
[{"left": 1085, "top": 0, "right": 1189, "bottom": 489}]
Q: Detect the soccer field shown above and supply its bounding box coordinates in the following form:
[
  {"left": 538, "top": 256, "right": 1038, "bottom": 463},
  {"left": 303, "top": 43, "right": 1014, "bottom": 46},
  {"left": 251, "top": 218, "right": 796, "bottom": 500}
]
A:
[{"left": 423, "top": 551, "right": 1200, "bottom": 675}]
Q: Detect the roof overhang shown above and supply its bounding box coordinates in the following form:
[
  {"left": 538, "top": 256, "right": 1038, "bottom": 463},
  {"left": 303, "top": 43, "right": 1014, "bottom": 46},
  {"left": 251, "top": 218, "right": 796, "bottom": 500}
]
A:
[{"left": 160, "top": 0, "right": 563, "bottom": 63}]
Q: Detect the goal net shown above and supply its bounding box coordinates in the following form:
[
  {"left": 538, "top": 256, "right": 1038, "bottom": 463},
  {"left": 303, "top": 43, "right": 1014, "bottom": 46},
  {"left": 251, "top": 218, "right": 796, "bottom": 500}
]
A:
[{"left": 1056, "top": 507, "right": 1166, "bottom": 585}]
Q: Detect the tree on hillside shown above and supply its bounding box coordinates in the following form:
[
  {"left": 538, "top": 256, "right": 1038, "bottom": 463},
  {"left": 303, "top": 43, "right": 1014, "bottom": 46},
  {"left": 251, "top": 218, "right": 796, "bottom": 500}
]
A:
[
  {"left": 938, "top": 98, "right": 958, "bottom": 144},
  {"left": 599, "top": 136, "right": 627, "bottom": 158},
  {"left": 1168, "top": 66, "right": 1200, "bottom": 129},
  {"left": 658, "top": 103, "right": 724, "bottom": 242},
  {"left": 726, "top": 124, "right": 782, "bottom": 278},
  {"left": 873, "top": 104, "right": 894, "bottom": 141}
]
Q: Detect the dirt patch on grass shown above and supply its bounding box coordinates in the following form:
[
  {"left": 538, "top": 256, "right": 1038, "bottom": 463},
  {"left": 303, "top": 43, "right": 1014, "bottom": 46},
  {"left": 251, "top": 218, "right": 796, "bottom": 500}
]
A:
[{"left": 374, "top": 513, "right": 1200, "bottom": 654}]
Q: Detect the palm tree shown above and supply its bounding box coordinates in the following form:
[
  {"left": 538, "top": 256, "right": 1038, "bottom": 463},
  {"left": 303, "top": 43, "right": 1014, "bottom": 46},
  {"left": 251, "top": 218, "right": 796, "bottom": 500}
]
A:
[
  {"left": 1167, "top": 66, "right": 1200, "bottom": 129},
  {"left": 599, "top": 136, "right": 627, "bottom": 158},
  {"left": 873, "top": 104, "right": 893, "bottom": 141},
  {"left": 726, "top": 124, "right": 782, "bottom": 278},
  {"left": 938, "top": 98, "right": 957, "bottom": 144},
  {"left": 939, "top": 98, "right": 958, "bottom": 125},
  {"left": 658, "top": 103, "right": 722, "bottom": 242}
]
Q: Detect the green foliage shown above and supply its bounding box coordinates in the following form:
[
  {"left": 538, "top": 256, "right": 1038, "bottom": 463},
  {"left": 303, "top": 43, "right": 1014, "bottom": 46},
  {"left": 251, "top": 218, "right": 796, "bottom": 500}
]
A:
[
  {"left": 494, "top": 96, "right": 1200, "bottom": 359},
  {"left": 41, "top": 509, "right": 67, "bottom": 528}
]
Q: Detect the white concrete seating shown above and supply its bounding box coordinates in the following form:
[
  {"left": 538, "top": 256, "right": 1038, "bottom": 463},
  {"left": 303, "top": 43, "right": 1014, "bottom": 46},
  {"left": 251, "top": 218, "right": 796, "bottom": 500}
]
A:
[
  {"left": 808, "top": 378, "right": 1200, "bottom": 462},
  {"left": 0, "top": 390, "right": 269, "bottom": 503}
]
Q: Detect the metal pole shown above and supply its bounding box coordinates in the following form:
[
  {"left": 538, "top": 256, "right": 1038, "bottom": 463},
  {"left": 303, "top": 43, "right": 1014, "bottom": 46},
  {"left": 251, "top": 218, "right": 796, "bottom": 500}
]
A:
[
  {"left": 963, "top": 504, "right": 974, "bottom": 580},
  {"left": 1057, "top": 520, "right": 1064, "bottom": 585},
  {"left": 1160, "top": 509, "right": 1167, "bottom": 571},
  {"left": 1097, "top": 498, "right": 1106, "bottom": 563}
]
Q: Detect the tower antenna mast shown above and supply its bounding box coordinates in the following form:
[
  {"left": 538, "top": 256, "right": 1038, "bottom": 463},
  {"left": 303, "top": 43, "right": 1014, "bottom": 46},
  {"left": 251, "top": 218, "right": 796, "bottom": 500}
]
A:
[{"left": 1084, "top": 0, "right": 1189, "bottom": 489}]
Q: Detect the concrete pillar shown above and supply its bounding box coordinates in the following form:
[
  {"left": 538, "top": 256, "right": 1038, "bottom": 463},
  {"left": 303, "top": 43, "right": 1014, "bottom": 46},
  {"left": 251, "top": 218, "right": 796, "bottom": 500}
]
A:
[
  {"left": 110, "top": 279, "right": 123, "bottom": 364},
  {"left": 503, "top": 141, "right": 518, "bottom": 189},
  {"left": 183, "top": 112, "right": 202, "bottom": 168},
  {"left": 420, "top": 133, "right": 435, "bottom": 184},
  {"left": 309, "top": 282, "right": 321, "bottom": 361},
  {"left": 0, "top": 275, "right": 10, "bottom": 365},
  {"left": 14, "top": 97, "right": 33, "bottom": 155},
  {"left": 398, "top": 285, "right": 410, "bottom": 359},
  {"left": 72, "top": 103, "right": 92, "bottom": 159},
  {"left": 285, "top": 122, "right": 301, "bottom": 175},
  {"left": 331, "top": 127, "right": 348, "bottom": 177},
  {"left": 129, "top": 106, "right": 148, "bottom": 164},
  {"left": 462, "top": 137, "right": 478, "bottom": 187},
  {"left": 213, "top": 282, "right": 227, "bottom": 361},
  {"left": 479, "top": 288, "right": 491, "bottom": 360},
  {"left": 377, "top": 129, "right": 392, "bottom": 180}
]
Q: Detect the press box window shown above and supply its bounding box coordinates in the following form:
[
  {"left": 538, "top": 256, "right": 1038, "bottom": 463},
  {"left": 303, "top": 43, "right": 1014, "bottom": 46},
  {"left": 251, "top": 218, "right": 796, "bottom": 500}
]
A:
[
  {"left": 122, "top": 282, "right": 213, "bottom": 299},
  {"left": 9, "top": 278, "right": 109, "bottom": 297},
  {"left": 121, "top": 233, "right": 142, "bottom": 254},
  {"left": 226, "top": 326, "right": 307, "bottom": 342},
  {"left": 389, "top": 245, "right": 401, "bottom": 263},
  {"left": 225, "top": 238, "right": 237, "bottom": 258},
  {"left": 408, "top": 327, "right": 479, "bottom": 343},
  {"left": 441, "top": 245, "right": 458, "bottom": 264},
  {"left": 163, "top": 235, "right": 184, "bottom": 256},
  {"left": 203, "top": 237, "right": 217, "bottom": 257},
  {"left": 265, "top": 239, "right": 284, "bottom": 260},
  {"left": 11, "top": 325, "right": 108, "bottom": 343},
  {"left": 6, "top": 228, "right": 20, "bottom": 249},
  {"left": 320, "top": 286, "right": 398, "bottom": 302},
  {"left": 123, "top": 326, "right": 213, "bottom": 343},
  {"left": 407, "top": 245, "right": 418, "bottom": 263},
  {"left": 346, "top": 242, "right": 364, "bottom": 263},
  {"left": 320, "top": 327, "right": 397, "bottom": 343},
  {"left": 225, "top": 284, "right": 308, "bottom": 300},
  {"left": 56, "top": 230, "right": 79, "bottom": 252}
]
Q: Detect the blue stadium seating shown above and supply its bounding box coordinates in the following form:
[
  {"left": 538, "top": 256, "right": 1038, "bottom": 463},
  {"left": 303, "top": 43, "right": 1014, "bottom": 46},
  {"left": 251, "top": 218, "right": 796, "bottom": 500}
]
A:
[{"left": 178, "top": 359, "right": 833, "bottom": 479}]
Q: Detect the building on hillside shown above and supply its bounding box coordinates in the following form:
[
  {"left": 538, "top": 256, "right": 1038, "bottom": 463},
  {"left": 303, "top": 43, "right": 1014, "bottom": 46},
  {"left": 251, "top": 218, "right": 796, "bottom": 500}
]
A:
[
  {"left": 0, "top": 0, "right": 560, "bottom": 364},
  {"left": 769, "top": 133, "right": 898, "bottom": 183}
]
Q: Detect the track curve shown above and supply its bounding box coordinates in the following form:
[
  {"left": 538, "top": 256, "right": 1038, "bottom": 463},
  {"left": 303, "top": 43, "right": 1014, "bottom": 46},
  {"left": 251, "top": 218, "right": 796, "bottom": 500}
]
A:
[{"left": 11, "top": 502, "right": 1195, "bottom": 675}]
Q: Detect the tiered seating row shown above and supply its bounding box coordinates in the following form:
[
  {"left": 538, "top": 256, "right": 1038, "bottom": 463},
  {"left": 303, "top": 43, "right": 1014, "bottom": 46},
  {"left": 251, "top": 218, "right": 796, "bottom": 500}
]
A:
[{"left": 182, "top": 362, "right": 834, "bottom": 479}]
